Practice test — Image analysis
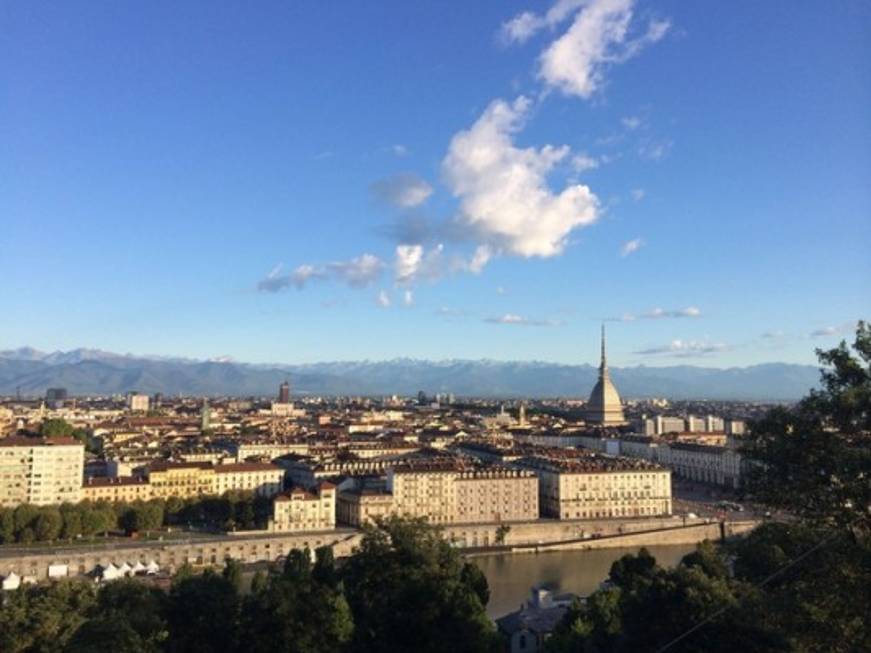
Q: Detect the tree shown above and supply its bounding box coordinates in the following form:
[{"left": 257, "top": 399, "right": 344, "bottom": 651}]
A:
[
  {"left": 341, "top": 516, "right": 499, "bottom": 653},
  {"left": 67, "top": 580, "right": 168, "bottom": 653},
  {"left": 34, "top": 507, "right": 63, "bottom": 541},
  {"left": 40, "top": 418, "right": 74, "bottom": 438},
  {"left": 743, "top": 321, "right": 871, "bottom": 534},
  {"left": 0, "top": 508, "right": 15, "bottom": 543},
  {"left": 223, "top": 558, "right": 243, "bottom": 591},
  {"left": 494, "top": 523, "right": 511, "bottom": 545},
  {"left": 165, "top": 570, "right": 240, "bottom": 653},
  {"left": 0, "top": 580, "right": 97, "bottom": 653},
  {"left": 59, "top": 503, "right": 83, "bottom": 540},
  {"left": 241, "top": 549, "right": 354, "bottom": 653}
]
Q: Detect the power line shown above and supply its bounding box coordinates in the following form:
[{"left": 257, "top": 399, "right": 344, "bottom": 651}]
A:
[{"left": 655, "top": 529, "right": 839, "bottom": 652}]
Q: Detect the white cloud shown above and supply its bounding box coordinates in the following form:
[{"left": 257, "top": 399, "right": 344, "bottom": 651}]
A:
[
  {"left": 500, "top": 0, "right": 586, "bottom": 44},
  {"left": 370, "top": 173, "right": 433, "bottom": 208},
  {"left": 761, "top": 330, "right": 785, "bottom": 339},
  {"left": 391, "top": 144, "right": 409, "bottom": 157},
  {"left": 394, "top": 244, "right": 424, "bottom": 284},
  {"left": 376, "top": 290, "right": 391, "bottom": 308},
  {"left": 443, "top": 96, "right": 599, "bottom": 259},
  {"left": 496, "top": 286, "right": 507, "bottom": 295},
  {"left": 615, "top": 306, "right": 702, "bottom": 321},
  {"left": 635, "top": 340, "right": 729, "bottom": 357},
  {"left": 810, "top": 323, "right": 854, "bottom": 338},
  {"left": 638, "top": 138, "right": 672, "bottom": 161},
  {"left": 620, "top": 237, "right": 643, "bottom": 257},
  {"left": 403, "top": 289, "right": 414, "bottom": 306},
  {"left": 485, "top": 313, "right": 561, "bottom": 327},
  {"left": 258, "top": 254, "right": 384, "bottom": 292},
  {"left": 328, "top": 254, "right": 385, "bottom": 288},
  {"left": 468, "top": 244, "right": 493, "bottom": 273},
  {"left": 630, "top": 188, "right": 645, "bottom": 201},
  {"left": 571, "top": 153, "right": 599, "bottom": 172},
  {"left": 537, "top": 0, "right": 671, "bottom": 99},
  {"left": 622, "top": 115, "right": 642, "bottom": 130}
]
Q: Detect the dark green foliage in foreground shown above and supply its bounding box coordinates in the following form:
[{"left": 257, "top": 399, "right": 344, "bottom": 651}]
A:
[
  {"left": 342, "top": 516, "right": 499, "bottom": 653},
  {"left": 0, "top": 517, "right": 497, "bottom": 653}
]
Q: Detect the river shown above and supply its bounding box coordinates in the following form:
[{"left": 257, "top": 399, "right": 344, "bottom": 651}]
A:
[{"left": 474, "top": 543, "right": 697, "bottom": 618}]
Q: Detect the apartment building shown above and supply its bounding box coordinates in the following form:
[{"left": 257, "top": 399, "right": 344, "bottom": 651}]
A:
[
  {"left": 336, "top": 488, "right": 395, "bottom": 526},
  {"left": 387, "top": 461, "right": 539, "bottom": 525},
  {"left": 0, "top": 437, "right": 84, "bottom": 507},
  {"left": 82, "top": 476, "right": 153, "bottom": 503},
  {"left": 517, "top": 456, "right": 672, "bottom": 520},
  {"left": 455, "top": 468, "right": 539, "bottom": 523},
  {"left": 147, "top": 462, "right": 216, "bottom": 499},
  {"left": 269, "top": 482, "right": 336, "bottom": 532},
  {"left": 658, "top": 443, "right": 743, "bottom": 489},
  {"left": 213, "top": 463, "right": 284, "bottom": 497}
]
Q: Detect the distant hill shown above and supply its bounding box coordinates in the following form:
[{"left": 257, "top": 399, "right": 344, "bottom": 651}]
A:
[{"left": 0, "top": 348, "right": 820, "bottom": 400}]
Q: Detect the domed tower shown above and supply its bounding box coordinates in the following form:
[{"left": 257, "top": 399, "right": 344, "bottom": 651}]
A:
[{"left": 586, "top": 325, "right": 626, "bottom": 426}]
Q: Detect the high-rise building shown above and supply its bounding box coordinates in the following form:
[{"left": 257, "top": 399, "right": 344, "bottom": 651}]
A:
[
  {"left": 201, "top": 399, "right": 211, "bottom": 431},
  {"left": 127, "top": 393, "right": 150, "bottom": 412},
  {"left": 45, "top": 387, "right": 67, "bottom": 409},
  {"left": 278, "top": 380, "right": 290, "bottom": 404},
  {"left": 585, "top": 326, "right": 627, "bottom": 426},
  {"left": 0, "top": 436, "right": 84, "bottom": 507}
]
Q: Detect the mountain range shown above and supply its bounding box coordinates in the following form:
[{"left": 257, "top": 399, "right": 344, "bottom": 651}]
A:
[{"left": 0, "top": 347, "right": 819, "bottom": 401}]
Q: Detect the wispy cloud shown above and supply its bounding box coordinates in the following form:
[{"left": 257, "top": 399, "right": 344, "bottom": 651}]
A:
[
  {"left": 630, "top": 188, "right": 645, "bottom": 201},
  {"left": 810, "top": 322, "right": 854, "bottom": 338},
  {"left": 620, "top": 237, "right": 644, "bottom": 257},
  {"left": 371, "top": 173, "right": 433, "bottom": 208},
  {"left": 528, "top": 0, "right": 671, "bottom": 99},
  {"left": 402, "top": 289, "right": 414, "bottom": 307},
  {"left": 761, "top": 330, "right": 785, "bottom": 339},
  {"left": 484, "top": 313, "right": 561, "bottom": 327},
  {"left": 257, "top": 254, "right": 384, "bottom": 292},
  {"left": 622, "top": 116, "right": 642, "bottom": 130},
  {"left": 638, "top": 138, "right": 672, "bottom": 161},
  {"left": 635, "top": 339, "right": 729, "bottom": 357},
  {"left": 390, "top": 144, "right": 409, "bottom": 157},
  {"left": 571, "top": 153, "right": 599, "bottom": 172},
  {"left": 376, "top": 289, "right": 391, "bottom": 308},
  {"left": 609, "top": 306, "right": 702, "bottom": 322}
]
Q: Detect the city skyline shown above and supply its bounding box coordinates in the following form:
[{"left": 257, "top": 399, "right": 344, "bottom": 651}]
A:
[{"left": 3, "top": 1, "right": 869, "bottom": 367}]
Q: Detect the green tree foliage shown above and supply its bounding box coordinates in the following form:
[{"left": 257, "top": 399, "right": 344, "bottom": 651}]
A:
[
  {"left": 0, "top": 580, "right": 97, "bottom": 653},
  {"left": 743, "top": 321, "right": 871, "bottom": 534},
  {"left": 546, "top": 546, "right": 787, "bottom": 653},
  {"left": 67, "top": 580, "right": 168, "bottom": 653},
  {"left": 165, "top": 570, "right": 240, "bottom": 653},
  {"left": 341, "top": 516, "right": 499, "bottom": 653},
  {"left": 547, "top": 323, "right": 871, "bottom": 652},
  {"left": 40, "top": 418, "right": 75, "bottom": 438},
  {"left": 241, "top": 546, "right": 353, "bottom": 653}
]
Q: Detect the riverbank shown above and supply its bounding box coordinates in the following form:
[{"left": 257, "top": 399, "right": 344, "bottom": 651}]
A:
[{"left": 0, "top": 517, "right": 759, "bottom": 583}]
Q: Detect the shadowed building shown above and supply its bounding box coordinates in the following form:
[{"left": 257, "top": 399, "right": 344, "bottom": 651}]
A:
[{"left": 585, "top": 326, "right": 627, "bottom": 426}]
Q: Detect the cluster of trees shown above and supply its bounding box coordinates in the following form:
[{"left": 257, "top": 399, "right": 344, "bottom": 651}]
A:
[
  {"left": 0, "top": 491, "right": 273, "bottom": 545},
  {"left": 0, "top": 517, "right": 500, "bottom": 653},
  {"left": 39, "top": 419, "right": 98, "bottom": 453},
  {"left": 546, "top": 322, "right": 870, "bottom": 652}
]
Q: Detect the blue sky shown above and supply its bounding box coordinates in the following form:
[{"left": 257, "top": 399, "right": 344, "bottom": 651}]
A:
[{"left": 2, "top": 0, "right": 869, "bottom": 367}]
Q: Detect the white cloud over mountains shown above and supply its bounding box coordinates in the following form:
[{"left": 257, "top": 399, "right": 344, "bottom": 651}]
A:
[
  {"left": 635, "top": 339, "right": 729, "bottom": 357},
  {"left": 258, "top": 254, "right": 384, "bottom": 292},
  {"left": 485, "top": 313, "right": 561, "bottom": 327}
]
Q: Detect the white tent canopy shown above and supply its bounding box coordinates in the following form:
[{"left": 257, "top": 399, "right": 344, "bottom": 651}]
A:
[{"left": 2, "top": 572, "right": 21, "bottom": 591}]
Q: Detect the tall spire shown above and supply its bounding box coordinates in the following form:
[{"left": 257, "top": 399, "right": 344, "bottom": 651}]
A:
[{"left": 600, "top": 323, "right": 608, "bottom": 373}]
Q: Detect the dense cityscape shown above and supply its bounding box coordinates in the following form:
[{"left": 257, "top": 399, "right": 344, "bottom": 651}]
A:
[{"left": 4, "top": 0, "right": 869, "bottom": 650}]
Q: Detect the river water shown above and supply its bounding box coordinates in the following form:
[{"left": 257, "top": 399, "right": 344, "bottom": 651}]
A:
[{"left": 474, "top": 543, "right": 697, "bottom": 618}]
